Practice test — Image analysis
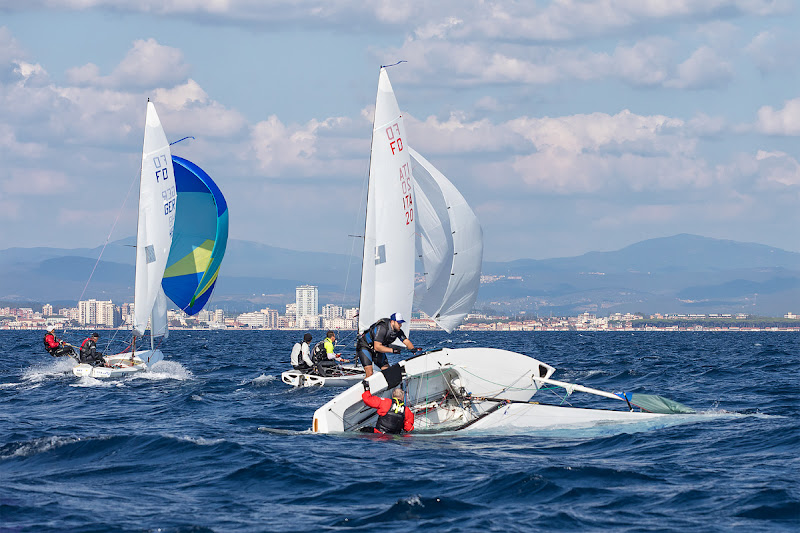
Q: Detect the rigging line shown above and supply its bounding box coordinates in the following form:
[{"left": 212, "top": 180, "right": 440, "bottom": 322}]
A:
[{"left": 69, "top": 167, "right": 140, "bottom": 338}]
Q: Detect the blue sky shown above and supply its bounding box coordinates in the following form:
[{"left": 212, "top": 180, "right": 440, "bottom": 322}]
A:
[{"left": 1, "top": 1, "right": 799, "bottom": 261}]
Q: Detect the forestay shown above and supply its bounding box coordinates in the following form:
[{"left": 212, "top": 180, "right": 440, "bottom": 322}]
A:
[
  {"left": 411, "top": 148, "right": 483, "bottom": 332},
  {"left": 162, "top": 156, "right": 229, "bottom": 315},
  {"left": 133, "top": 102, "right": 176, "bottom": 337},
  {"left": 359, "top": 67, "right": 416, "bottom": 335}
]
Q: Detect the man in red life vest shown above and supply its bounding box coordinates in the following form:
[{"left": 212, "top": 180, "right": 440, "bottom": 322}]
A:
[
  {"left": 361, "top": 380, "right": 414, "bottom": 434},
  {"left": 43, "top": 326, "right": 75, "bottom": 358},
  {"left": 79, "top": 332, "right": 106, "bottom": 366}
]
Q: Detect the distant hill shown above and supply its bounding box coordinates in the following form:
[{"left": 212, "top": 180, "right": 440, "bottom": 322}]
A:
[{"left": 1, "top": 234, "right": 798, "bottom": 316}]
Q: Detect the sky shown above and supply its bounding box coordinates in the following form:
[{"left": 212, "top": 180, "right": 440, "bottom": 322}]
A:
[{"left": 1, "top": 0, "right": 799, "bottom": 262}]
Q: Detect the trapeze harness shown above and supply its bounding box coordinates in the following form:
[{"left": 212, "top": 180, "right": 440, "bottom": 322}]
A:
[
  {"left": 375, "top": 398, "right": 406, "bottom": 434},
  {"left": 360, "top": 318, "right": 397, "bottom": 350}
]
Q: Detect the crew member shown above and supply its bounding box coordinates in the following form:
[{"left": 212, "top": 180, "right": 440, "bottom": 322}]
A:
[
  {"left": 79, "top": 332, "right": 106, "bottom": 367},
  {"left": 290, "top": 333, "right": 314, "bottom": 371},
  {"left": 356, "top": 313, "right": 415, "bottom": 377},
  {"left": 43, "top": 326, "right": 75, "bottom": 358},
  {"left": 311, "top": 331, "right": 350, "bottom": 375},
  {"left": 361, "top": 380, "right": 414, "bottom": 434}
]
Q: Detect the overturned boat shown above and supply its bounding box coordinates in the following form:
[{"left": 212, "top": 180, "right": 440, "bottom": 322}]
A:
[{"left": 312, "top": 347, "right": 694, "bottom": 434}]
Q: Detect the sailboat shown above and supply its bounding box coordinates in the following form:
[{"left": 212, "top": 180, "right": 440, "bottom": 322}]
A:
[
  {"left": 73, "top": 102, "right": 228, "bottom": 378},
  {"left": 310, "top": 67, "right": 694, "bottom": 433},
  {"left": 281, "top": 67, "right": 417, "bottom": 388}
]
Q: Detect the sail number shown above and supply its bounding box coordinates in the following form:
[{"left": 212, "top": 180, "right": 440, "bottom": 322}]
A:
[
  {"left": 153, "top": 154, "right": 170, "bottom": 182},
  {"left": 386, "top": 123, "right": 403, "bottom": 154},
  {"left": 399, "top": 162, "right": 413, "bottom": 225},
  {"left": 162, "top": 185, "right": 176, "bottom": 216}
]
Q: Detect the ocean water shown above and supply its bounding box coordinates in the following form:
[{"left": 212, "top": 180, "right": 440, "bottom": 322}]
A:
[{"left": 1, "top": 330, "right": 798, "bottom": 532}]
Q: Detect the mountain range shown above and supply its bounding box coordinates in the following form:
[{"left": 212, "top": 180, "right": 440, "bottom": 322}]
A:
[{"left": 1, "top": 234, "right": 798, "bottom": 316}]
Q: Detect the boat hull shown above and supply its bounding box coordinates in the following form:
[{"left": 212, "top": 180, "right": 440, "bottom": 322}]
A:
[
  {"left": 72, "top": 349, "right": 164, "bottom": 378},
  {"left": 463, "top": 403, "right": 665, "bottom": 432},
  {"left": 282, "top": 365, "right": 365, "bottom": 388},
  {"left": 312, "top": 347, "right": 555, "bottom": 433}
]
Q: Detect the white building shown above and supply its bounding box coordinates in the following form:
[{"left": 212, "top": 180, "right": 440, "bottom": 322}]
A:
[
  {"left": 78, "top": 299, "right": 115, "bottom": 326},
  {"left": 42, "top": 304, "right": 53, "bottom": 316},
  {"left": 322, "top": 303, "right": 343, "bottom": 319},
  {"left": 296, "top": 285, "right": 319, "bottom": 319},
  {"left": 238, "top": 312, "right": 267, "bottom": 328}
]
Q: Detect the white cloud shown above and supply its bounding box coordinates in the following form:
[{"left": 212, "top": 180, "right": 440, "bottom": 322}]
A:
[
  {"left": 746, "top": 29, "right": 800, "bottom": 76},
  {"left": 755, "top": 98, "right": 800, "bottom": 135},
  {"left": 66, "top": 39, "right": 189, "bottom": 89},
  {"left": 1, "top": 167, "right": 70, "bottom": 195},
  {"left": 248, "top": 114, "right": 358, "bottom": 177},
  {"left": 665, "top": 46, "right": 734, "bottom": 89},
  {"left": 754, "top": 150, "right": 800, "bottom": 187}
]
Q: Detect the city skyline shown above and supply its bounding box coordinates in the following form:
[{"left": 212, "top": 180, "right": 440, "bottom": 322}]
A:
[{"left": 1, "top": 3, "right": 799, "bottom": 262}]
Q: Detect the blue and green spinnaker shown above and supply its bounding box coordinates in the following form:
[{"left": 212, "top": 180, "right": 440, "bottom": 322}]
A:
[{"left": 161, "top": 156, "right": 228, "bottom": 315}]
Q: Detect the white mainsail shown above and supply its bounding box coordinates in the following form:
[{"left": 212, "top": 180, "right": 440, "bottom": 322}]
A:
[
  {"left": 410, "top": 147, "right": 483, "bottom": 332},
  {"left": 133, "top": 102, "right": 176, "bottom": 337},
  {"left": 358, "top": 68, "right": 417, "bottom": 334}
]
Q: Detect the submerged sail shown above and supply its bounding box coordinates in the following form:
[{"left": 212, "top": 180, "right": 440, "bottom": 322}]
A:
[
  {"left": 410, "top": 148, "right": 483, "bottom": 332},
  {"left": 133, "top": 102, "right": 176, "bottom": 337},
  {"left": 359, "top": 67, "right": 416, "bottom": 333},
  {"left": 162, "top": 156, "right": 229, "bottom": 316}
]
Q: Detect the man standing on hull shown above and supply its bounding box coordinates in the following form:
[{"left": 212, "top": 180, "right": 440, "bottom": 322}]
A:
[{"left": 356, "top": 312, "right": 415, "bottom": 377}]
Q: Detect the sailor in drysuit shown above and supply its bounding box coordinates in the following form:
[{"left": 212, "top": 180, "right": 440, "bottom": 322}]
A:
[
  {"left": 43, "top": 326, "right": 76, "bottom": 358},
  {"left": 361, "top": 380, "right": 414, "bottom": 434},
  {"left": 79, "top": 332, "right": 106, "bottom": 367}
]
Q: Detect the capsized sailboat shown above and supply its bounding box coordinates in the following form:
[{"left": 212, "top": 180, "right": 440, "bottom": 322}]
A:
[
  {"left": 310, "top": 67, "right": 694, "bottom": 433},
  {"left": 74, "top": 102, "right": 227, "bottom": 378}
]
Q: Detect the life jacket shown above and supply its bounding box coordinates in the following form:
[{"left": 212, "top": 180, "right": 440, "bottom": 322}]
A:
[
  {"left": 311, "top": 340, "right": 328, "bottom": 363},
  {"left": 375, "top": 398, "right": 406, "bottom": 434},
  {"left": 43, "top": 332, "right": 57, "bottom": 354},
  {"left": 80, "top": 337, "right": 95, "bottom": 356},
  {"left": 361, "top": 318, "right": 393, "bottom": 349}
]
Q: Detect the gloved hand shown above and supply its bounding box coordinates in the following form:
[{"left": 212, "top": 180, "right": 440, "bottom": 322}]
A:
[
  {"left": 392, "top": 346, "right": 403, "bottom": 354},
  {"left": 362, "top": 380, "right": 370, "bottom": 391}
]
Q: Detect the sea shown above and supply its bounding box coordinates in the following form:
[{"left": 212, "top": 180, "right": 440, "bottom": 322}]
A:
[{"left": 1, "top": 329, "right": 798, "bottom": 532}]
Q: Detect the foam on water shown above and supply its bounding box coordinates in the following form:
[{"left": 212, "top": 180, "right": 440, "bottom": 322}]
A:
[{"left": 135, "top": 360, "right": 192, "bottom": 381}]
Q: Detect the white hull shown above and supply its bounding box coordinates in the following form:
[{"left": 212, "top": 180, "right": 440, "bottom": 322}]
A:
[
  {"left": 462, "top": 403, "right": 665, "bottom": 432},
  {"left": 311, "top": 347, "right": 681, "bottom": 434},
  {"left": 312, "top": 347, "right": 555, "bottom": 433},
  {"left": 72, "top": 349, "right": 164, "bottom": 378},
  {"left": 282, "top": 365, "right": 365, "bottom": 388}
]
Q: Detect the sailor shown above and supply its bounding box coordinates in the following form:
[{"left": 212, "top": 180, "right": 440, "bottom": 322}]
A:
[
  {"left": 356, "top": 313, "right": 416, "bottom": 377},
  {"left": 311, "top": 331, "right": 350, "bottom": 376},
  {"left": 290, "top": 333, "right": 314, "bottom": 371},
  {"left": 43, "top": 326, "right": 75, "bottom": 358},
  {"left": 361, "top": 380, "right": 414, "bottom": 434},
  {"left": 79, "top": 332, "right": 106, "bottom": 367}
]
